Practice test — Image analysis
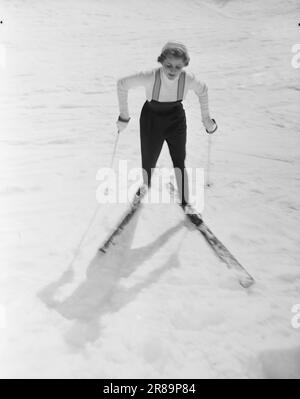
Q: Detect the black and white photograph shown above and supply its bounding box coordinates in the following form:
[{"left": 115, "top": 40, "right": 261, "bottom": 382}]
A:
[{"left": 0, "top": 0, "right": 299, "bottom": 381}]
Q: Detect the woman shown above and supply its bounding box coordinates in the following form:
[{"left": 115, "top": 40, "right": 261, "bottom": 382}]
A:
[{"left": 116, "top": 41, "right": 217, "bottom": 214}]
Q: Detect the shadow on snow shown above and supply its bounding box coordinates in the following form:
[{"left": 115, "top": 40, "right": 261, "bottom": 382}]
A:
[{"left": 38, "top": 207, "right": 187, "bottom": 348}]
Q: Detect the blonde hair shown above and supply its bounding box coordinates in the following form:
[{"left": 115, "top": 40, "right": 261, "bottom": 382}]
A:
[{"left": 157, "top": 48, "right": 190, "bottom": 66}]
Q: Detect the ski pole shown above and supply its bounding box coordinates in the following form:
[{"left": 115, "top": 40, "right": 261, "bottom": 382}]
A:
[
  {"left": 205, "top": 118, "right": 217, "bottom": 187},
  {"left": 104, "top": 131, "right": 120, "bottom": 195},
  {"left": 67, "top": 132, "right": 120, "bottom": 267},
  {"left": 109, "top": 130, "right": 120, "bottom": 170},
  {"left": 206, "top": 133, "right": 212, "bottom": 187}
]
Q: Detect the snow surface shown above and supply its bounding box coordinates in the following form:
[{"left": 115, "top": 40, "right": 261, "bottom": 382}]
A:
[{"left": 0, "top": 0, "right": 300, "bottom": 378}]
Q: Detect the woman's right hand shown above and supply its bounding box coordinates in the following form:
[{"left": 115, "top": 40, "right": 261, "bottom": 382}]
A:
[{"left": 116, "top": 115, "right": 130, "bottom": 133}]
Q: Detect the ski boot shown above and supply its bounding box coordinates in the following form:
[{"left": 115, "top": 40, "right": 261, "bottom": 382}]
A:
[
  {"left": 132, "top": 184, "right": 148, "bottom": 207},
  {"left": 181, "top": 203, "right": 203, "bottom": 226}
]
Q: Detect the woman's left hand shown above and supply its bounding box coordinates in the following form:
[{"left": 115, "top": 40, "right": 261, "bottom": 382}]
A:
[{"left": 203, "top": 117, "right": 218, "bottom": 134}]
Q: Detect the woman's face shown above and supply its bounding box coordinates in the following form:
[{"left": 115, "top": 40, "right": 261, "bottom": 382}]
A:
[{"left": 162, "top": 56, "right": 185, "bottom": 80}]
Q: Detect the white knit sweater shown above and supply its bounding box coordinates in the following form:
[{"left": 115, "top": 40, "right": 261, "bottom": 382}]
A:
[{"left": 117, "top": 67, "right": 211, "bottom": 121}]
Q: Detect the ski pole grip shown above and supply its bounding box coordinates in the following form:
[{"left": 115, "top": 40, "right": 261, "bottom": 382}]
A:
[
  {"left": 206, "top": 118, "right": 218, "bottom": 134},
  {"left": 118, "top": 115, "right": 131, "bottom": 123}
]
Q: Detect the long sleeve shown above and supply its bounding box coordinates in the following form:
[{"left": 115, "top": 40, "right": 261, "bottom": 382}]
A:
[
  {"left": 117, "top": 70, "right": 153, "bottom": 119},
  {"left": 188, "top": 73, "right": 211, "bottom": 121}
]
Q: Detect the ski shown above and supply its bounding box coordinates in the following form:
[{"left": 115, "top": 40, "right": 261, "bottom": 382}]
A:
[
  {"left": 168, "top": 182, "right": 255, "bottom": 288},
  {"left": 99, "top": 186, "right": 146, "bottom": 253}
]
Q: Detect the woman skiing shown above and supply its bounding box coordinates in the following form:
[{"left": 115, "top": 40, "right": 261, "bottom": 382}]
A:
[{"left": 116, "top": 41, "right": 217, "bottom": 213}]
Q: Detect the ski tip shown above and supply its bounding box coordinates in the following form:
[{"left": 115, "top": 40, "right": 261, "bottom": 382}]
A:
[{"left": 239, "top": 277, "right": 255, "bottom": 289}]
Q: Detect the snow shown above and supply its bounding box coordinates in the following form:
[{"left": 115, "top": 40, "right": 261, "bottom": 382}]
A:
[{"left": 0, "top": 0, "right": 300, "bottom": 378}]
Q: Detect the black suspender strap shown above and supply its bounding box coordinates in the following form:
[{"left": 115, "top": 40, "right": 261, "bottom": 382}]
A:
[
  {"left": 152, "top": 69, "right": 161, "bottom": 101},
  {"left": 177, "top": 71, "right": 186, "bottom": 101},
  {"left": 152, "top": 69, "right": 186, "bottom": 101}
]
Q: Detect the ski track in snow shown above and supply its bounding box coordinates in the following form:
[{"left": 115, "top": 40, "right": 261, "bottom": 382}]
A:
[{"left": 0, "top": 0, "right": 300, "bottom": 378}]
